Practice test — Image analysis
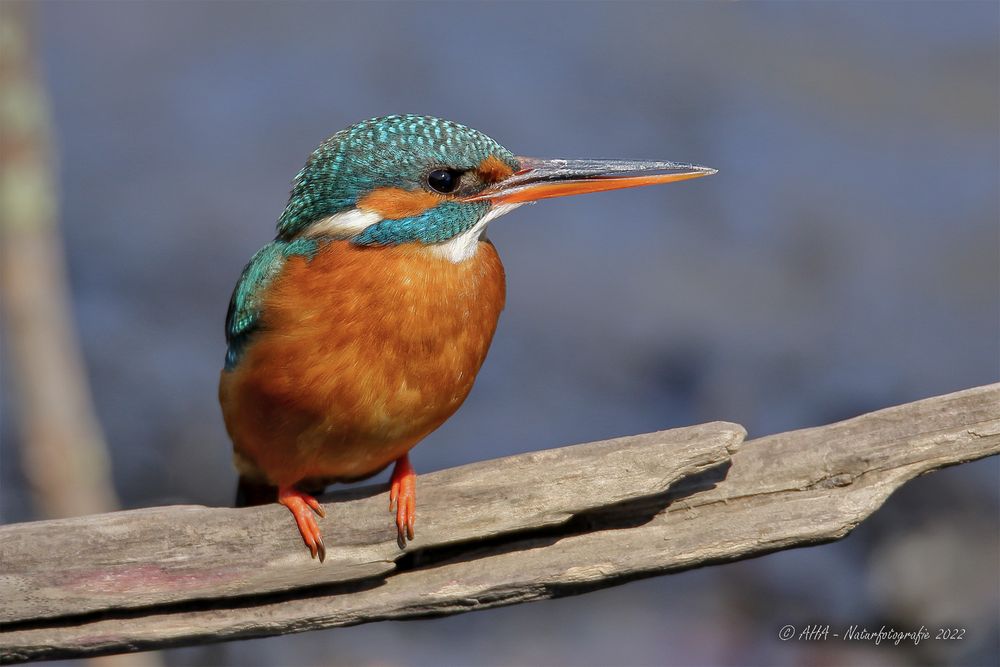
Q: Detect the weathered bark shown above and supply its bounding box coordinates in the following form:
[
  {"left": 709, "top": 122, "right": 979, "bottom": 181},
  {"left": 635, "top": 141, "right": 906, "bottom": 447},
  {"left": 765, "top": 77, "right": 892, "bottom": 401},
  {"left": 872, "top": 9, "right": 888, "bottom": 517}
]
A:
[{"left": 0, "top": 384, "right": 996, "bottom": 664}]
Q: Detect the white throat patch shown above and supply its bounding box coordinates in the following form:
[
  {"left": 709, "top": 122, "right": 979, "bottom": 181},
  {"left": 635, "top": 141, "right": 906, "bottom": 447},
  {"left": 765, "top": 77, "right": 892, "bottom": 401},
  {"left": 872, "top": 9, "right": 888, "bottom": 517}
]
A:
[{"left": 429, "top": 203, "right": 524, "bottom": 263}]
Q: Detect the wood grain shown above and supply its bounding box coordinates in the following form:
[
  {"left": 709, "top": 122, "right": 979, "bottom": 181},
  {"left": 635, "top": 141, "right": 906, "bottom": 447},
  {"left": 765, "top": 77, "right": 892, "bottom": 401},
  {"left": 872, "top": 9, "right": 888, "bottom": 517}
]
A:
[
  {"left": 0, "top": 423, "right": 743, "bottom": 622},
  {"left": 1, "top": 384, "right": 997, "bottom": 664}
]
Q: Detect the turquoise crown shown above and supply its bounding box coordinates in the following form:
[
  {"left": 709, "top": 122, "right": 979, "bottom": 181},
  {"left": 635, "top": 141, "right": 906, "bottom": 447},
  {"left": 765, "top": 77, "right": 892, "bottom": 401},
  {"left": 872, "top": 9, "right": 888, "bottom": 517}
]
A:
[{"left": 276, "top": 115, "right": 518, "bottom": 242}]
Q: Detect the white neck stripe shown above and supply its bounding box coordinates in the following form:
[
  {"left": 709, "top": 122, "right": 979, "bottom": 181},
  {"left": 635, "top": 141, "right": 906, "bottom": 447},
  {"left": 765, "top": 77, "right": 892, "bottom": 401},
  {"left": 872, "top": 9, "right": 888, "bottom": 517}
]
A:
[{"left": 303, "top": 208, "right": 382, "bottom": 238}]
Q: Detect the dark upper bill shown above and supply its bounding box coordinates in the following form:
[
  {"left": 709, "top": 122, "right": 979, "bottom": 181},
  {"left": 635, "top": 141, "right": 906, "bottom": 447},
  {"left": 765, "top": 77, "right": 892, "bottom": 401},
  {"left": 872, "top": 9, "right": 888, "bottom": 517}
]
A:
[{"left": 465, "top": 157, "right": 717, "bottom": 204}]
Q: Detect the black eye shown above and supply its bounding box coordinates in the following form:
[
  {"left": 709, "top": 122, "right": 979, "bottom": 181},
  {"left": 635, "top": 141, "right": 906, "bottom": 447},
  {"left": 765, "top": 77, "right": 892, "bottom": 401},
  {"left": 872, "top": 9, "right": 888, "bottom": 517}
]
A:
[{"left": 427, "top": 169, "right": 461, "bottom": 194}]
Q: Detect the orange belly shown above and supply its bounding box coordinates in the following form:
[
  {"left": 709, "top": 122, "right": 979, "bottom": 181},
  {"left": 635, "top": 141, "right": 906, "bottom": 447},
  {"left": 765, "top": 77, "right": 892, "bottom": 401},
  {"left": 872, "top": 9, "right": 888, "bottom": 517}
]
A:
[{"left": 219, "top": 239, "right": 506, "bottom": 487}]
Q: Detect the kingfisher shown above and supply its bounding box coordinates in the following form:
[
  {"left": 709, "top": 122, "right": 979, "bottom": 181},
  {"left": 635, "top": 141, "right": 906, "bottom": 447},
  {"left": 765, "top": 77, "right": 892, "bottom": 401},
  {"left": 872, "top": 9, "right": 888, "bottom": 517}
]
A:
[{"left": 220, "top": 115, "right": 715, "bottom": 561}]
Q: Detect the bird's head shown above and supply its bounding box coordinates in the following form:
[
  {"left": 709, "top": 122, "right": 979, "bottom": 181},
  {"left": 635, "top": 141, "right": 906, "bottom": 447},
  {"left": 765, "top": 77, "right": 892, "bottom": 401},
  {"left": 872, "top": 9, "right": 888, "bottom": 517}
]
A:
[{"left": 277, "top": 115, "right": 715, "bottom": 261}]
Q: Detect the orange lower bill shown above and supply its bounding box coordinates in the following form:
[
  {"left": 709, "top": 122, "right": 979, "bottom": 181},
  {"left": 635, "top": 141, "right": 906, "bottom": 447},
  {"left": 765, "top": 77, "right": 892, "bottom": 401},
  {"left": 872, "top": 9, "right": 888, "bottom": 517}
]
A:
[{"left": 482, "top": 170, "right": 714, "bottom": 204}]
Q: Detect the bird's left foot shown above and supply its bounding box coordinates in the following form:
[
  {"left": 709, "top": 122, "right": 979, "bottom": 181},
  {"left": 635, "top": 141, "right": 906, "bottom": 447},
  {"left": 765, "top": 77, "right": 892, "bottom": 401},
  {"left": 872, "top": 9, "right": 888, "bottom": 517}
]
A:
[
  {"left": 389, "top": 454, "right": 416, "bottom": 548},
  {"left": 278, "top": 486, "right": 327, "bottom": 562}
]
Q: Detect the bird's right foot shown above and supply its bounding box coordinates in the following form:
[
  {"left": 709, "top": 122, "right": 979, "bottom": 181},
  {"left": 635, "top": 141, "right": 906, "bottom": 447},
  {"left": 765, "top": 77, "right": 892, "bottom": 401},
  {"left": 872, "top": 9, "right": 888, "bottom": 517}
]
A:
[
  {"left": 278, "top": 486, "right": 327, "bottom": 562},
  {"left": 389, "top": 454, "right": 416, "bottom": 549}
]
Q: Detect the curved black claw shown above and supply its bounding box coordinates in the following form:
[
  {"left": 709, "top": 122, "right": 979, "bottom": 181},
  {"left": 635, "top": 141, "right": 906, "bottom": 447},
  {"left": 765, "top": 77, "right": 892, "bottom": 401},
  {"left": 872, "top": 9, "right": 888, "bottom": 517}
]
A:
[{"left": 316, "top": 536, "right": 326, "bottom": 563}]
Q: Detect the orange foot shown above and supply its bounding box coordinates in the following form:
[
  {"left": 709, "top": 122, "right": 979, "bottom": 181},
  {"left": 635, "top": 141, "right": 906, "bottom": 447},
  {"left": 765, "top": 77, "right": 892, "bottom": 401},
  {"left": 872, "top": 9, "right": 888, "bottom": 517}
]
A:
[
  {"left": 389, "top": 454, "right": 416, "bottom": 548},
  {"left": 278, "top": 486, "right": 327, "bottom": 562}
]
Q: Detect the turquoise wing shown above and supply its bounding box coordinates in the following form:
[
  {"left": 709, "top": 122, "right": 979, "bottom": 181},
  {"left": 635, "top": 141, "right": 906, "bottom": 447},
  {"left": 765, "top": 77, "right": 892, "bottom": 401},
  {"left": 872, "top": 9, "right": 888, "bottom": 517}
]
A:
[{"left": 224, "top": 239, "right": 317, "bottom": 369}]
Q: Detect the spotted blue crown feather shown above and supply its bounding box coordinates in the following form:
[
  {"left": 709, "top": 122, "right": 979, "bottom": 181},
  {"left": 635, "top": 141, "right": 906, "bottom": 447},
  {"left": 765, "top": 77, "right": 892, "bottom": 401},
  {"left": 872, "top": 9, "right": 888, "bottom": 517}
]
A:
[{"left": 276, "top": 115, "right": 517, "bottom": 238}]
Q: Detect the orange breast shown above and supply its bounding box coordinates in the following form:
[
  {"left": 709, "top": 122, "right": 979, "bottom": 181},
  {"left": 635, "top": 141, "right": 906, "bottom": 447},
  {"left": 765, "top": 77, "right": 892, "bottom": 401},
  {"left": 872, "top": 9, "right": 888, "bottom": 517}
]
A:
[{"left": 219, "top": 239, "right": 506, "bottom": 487}]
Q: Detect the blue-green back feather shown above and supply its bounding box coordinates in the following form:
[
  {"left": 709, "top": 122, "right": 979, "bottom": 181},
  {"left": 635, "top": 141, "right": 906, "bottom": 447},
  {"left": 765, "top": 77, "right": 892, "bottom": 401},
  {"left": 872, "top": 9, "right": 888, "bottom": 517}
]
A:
[{"left": 224, "top": 239, "right": 317, "bottom": 369}]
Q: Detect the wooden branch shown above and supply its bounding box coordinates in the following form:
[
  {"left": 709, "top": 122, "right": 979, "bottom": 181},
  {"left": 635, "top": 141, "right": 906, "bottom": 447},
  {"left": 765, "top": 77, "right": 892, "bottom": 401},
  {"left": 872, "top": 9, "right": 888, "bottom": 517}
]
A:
[{"left": 1, "top": 384, "right": 997, "bottom": 663}]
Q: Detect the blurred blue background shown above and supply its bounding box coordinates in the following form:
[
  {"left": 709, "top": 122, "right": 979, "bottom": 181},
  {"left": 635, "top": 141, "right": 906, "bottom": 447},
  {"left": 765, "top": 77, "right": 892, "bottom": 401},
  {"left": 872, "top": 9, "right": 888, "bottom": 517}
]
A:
[{"left": 2, "top": 1, "right": 997, "bottom": 665}]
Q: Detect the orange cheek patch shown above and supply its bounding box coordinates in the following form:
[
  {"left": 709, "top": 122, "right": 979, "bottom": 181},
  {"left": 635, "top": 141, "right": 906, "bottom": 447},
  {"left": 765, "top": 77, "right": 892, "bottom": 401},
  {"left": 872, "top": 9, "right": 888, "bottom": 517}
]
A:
[
  {"left": 477, "top": 155, "right": 515, "bottom": 184},
  {"left": 358, "top": 187, "right": 443, "bottom": 220}
]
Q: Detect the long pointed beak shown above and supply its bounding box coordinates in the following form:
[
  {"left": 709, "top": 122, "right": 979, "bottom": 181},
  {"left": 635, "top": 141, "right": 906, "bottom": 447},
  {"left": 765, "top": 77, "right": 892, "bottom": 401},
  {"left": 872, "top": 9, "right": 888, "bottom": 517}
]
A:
[{"left": 464, "top": 157, "right": 717, "bottom": 204}]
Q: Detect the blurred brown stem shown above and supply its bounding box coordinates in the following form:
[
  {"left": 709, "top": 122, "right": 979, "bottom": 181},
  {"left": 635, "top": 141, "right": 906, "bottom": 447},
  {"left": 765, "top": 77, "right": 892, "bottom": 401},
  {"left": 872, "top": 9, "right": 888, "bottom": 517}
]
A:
[{"left": 0, "top": 3, "right": 117, "bottom": 520}]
